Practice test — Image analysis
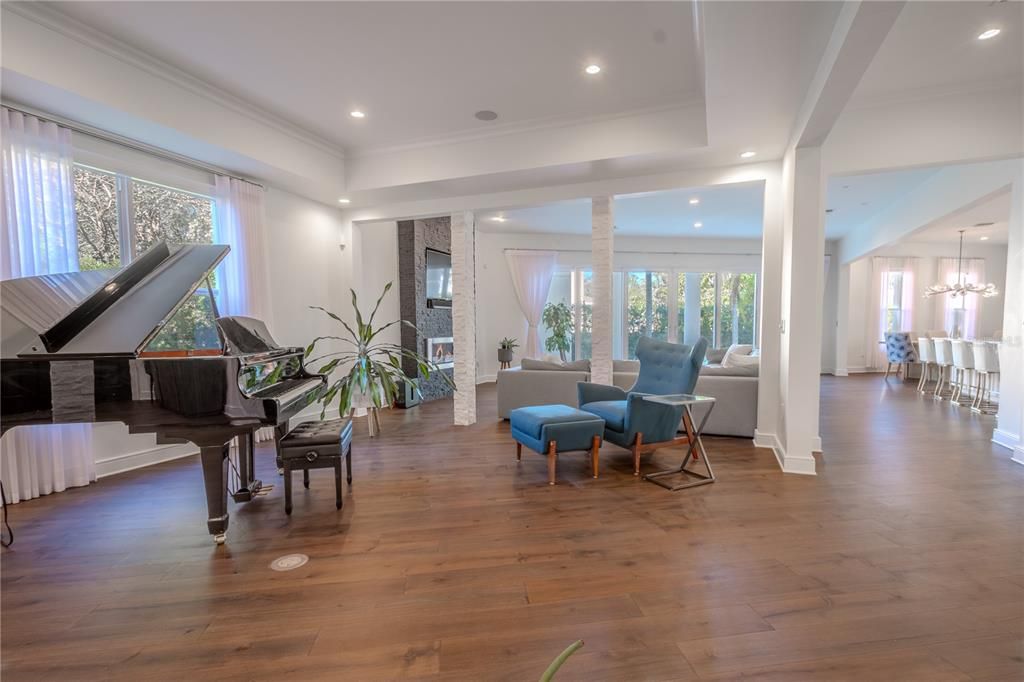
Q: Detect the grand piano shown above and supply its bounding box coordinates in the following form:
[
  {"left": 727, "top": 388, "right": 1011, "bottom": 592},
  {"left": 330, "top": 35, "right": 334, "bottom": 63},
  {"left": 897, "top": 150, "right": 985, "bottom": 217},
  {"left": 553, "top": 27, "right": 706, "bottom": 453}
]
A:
[{"left": 0, "top": 242, "right": 326, "bottom": 543}]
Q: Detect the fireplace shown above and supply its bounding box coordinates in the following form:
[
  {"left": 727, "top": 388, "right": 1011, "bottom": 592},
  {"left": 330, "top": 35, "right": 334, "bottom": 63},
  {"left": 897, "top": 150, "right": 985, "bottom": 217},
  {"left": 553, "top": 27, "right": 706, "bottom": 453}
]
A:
[{"left": 426, "top": 337, "right": 454, "bottom": 369}]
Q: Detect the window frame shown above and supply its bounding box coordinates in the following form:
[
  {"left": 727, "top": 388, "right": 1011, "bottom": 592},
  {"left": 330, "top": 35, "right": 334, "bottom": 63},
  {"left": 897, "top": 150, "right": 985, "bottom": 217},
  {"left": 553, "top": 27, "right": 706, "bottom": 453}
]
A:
[
  {"left": 74, "top": 162, "right": 216, "bottom": 266},
  {"left": 883, "top": 270, "right": 904, "bottom": 333}
]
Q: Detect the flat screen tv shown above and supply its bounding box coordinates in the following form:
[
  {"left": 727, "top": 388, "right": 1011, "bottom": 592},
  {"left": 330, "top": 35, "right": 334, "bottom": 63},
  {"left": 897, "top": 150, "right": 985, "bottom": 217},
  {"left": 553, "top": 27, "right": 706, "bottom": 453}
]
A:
[{"left": 425, "top": 248, "right": 452, "bottom": 308}]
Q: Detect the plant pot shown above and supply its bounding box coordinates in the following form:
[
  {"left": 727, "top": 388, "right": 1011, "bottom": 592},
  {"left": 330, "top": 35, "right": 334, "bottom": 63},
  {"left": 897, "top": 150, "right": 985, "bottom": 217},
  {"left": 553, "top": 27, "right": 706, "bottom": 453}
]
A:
[{"left": 497, "top": 348, "right": 514, "bottom": 363}]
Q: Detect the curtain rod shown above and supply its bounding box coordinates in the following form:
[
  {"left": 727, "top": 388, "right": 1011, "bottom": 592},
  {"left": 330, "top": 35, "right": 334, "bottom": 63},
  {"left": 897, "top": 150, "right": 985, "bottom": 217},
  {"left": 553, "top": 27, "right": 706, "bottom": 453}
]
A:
[
  {"left": 502, "top": 247, "right": 763, "bottom": 257},
  {"left": 1, "top": 101, "right": 265, "bottom": 189}
]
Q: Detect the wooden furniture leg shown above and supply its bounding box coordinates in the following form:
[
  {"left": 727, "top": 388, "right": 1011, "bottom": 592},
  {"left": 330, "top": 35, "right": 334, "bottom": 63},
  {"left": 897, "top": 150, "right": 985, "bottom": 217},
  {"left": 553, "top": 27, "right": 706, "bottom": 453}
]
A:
[
  {"left": 632, "top": 433, "right": 644, "bottom": 476},
  {"left": 283, "top": 463, "right": 293, "bottom": 515},
  {"left": 333, "top": 458, "right": 343, "bottom": 510},
  {"left": 590, "top": 435, "right": 600, "bottom": 479},
  {"left": 516, "top": 442, "right": 522, "bottom": 462},
  {"left": 547, "top": 441, "right": 557, "bottom": 486},
  {"left": 303, "top": 469, "right": 310, "bottom": 489},
  {"left": 346, "top": 446, "right": 353, "bottom": 485}
]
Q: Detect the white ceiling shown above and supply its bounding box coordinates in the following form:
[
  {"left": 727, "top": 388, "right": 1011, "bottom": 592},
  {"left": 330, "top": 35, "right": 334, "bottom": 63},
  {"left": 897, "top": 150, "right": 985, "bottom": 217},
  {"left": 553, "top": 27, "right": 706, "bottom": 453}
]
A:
[
  {"left": 478, "top": 181, "right": 765, "bottom": 238},
  {"left": 851, "top": 0, "right": 1023, "bottom": 103},
  {"left": 825, "top": 167, "right": 941, "bottom": 239},
  {"left": 902, "top": 190, "right": 1010, "bottom": 245},
  {"left": 48, "top": 1, "right": 700, "bottom": 153}
]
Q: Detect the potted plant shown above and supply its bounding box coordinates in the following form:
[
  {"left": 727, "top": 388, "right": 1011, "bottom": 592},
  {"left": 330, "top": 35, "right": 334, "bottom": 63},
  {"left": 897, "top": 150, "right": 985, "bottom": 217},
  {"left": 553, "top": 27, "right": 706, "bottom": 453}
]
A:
[
  {"left": 498, "top": 337, "right": 518, "bottom": 367},
  {"left": 305, "top": 282, "right": 454, "bottom": 435},
  {"left": 542, "top": 301, "right": 574, "bottom": 362}
]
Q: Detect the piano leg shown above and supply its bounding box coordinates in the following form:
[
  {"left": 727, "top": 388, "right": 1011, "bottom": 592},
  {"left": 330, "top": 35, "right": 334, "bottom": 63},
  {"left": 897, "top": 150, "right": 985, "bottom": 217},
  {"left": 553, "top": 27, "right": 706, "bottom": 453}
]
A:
[
  {"left": 200, "top": 443, "right": 230, "bottom": 544},
  {"left": 231, "top": 431, "right": 264, "bottom": 503}
]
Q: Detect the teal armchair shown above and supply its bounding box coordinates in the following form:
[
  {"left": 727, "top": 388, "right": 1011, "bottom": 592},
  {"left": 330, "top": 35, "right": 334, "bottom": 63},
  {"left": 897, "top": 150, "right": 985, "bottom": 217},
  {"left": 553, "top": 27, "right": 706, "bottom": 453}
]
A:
[{"left": 578, "top": 336, "right": 708, "bottom": 475}]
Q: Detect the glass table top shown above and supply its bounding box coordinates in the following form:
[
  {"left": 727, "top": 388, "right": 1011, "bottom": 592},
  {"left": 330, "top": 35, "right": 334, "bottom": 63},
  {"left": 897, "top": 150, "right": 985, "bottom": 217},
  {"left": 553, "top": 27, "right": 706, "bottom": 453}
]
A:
[{"left": 641, "top": 393, "right": 716, "bottom": 406}]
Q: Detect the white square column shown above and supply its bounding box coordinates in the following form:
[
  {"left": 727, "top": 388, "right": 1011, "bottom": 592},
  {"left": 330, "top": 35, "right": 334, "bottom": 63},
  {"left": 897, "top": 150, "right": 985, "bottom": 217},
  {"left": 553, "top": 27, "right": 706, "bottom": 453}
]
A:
[
  {"left": 591, "top": 197, "right": 614, "bottom": 385},
  {"left": 778, "top": 146, "right": 826, "bottom": 473},
  {"left": 451, "top": 210, "right": 476, "bottom": 426}
]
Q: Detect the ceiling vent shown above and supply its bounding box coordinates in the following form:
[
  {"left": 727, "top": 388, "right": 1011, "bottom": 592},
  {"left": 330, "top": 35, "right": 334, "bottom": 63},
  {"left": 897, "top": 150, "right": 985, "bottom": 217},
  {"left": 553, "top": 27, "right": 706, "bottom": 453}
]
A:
[
  {"left": 973, "top": 221, "right": 995, "bottom": 227},
  {"left": 475, "top": 110, "right": 498, "bottom": 121}
]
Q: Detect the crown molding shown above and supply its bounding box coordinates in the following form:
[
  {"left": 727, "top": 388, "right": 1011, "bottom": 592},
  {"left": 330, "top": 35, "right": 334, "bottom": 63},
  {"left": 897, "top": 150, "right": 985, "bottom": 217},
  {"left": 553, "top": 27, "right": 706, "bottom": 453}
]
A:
[
  {"left": 4, "top": 2, "right": 346, "bottom": 160},
  {"left": 349, "top": 99, "right": 705, "bottom": 160},
  {"left": 845, "top": 75, "right": 1022, "bottom": 112}
]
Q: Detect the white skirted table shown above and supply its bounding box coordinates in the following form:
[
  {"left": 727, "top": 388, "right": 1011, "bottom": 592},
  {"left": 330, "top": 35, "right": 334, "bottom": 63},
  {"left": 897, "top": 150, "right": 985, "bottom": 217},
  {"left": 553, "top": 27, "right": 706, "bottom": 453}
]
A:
[{"left": 640, "top": 394, "right": 716, "bottom": 491}]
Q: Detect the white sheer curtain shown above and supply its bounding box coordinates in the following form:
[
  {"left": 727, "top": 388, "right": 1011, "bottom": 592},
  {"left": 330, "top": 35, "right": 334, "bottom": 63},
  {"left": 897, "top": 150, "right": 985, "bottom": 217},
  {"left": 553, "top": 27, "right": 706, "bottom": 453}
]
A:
[
  {"left": 213, "top": 175, "right": 271, "bottom": 320},
  {"left": 867, "top": 257, "right": 919, "bottom": 370},
  {"left": 505, "top": 250, "right": 557, "bottom": 359},
  {"left": 213, "top": 175, "right": 275, "bottom": 452},
  {"left": 1, "top": 107, "right": 95, "bottom": 503},
  {"left": 936, "top": 257, "right": 985, "bottom": 338}
]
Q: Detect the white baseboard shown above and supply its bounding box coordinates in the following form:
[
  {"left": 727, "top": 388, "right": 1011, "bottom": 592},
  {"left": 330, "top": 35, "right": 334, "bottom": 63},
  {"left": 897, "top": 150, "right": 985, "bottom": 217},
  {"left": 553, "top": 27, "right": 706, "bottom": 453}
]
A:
[
  {"left": 811, "top": 436, "right": 822, "bottom": 453},
  {"left": 753, "top": 429, "right": 817, "bottom": 475},
  {"left": 96, "top": 443, "right": 198, "bottom": 478},
  {"left": 1013, "top": 447, "right": 1024, "bottom": 467},
  {"left": 845, "top": 366, "right": 874, "bottom": 374},
  {"left": 993, "top": 428, "right": 1021, "bottom": 453},
  {"left": 832, "top": 368, "right": 849, "bottom": 377},
  {"left": 477, "top": 375, "right": 497, "bottom": 384}
]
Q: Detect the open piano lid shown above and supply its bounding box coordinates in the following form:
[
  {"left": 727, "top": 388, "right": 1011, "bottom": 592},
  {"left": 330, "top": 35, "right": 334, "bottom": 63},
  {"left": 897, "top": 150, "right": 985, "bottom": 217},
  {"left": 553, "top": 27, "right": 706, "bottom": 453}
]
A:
[{"left": 7, "top": 242, "right": 229, "bottom": 359}]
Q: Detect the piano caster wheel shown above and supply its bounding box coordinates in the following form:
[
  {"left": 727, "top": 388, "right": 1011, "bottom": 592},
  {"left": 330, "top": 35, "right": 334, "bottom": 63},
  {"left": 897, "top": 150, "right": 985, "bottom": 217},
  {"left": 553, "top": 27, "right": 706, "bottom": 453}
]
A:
[{"left": 213, "top": 533, "right": 227, "bottom": 545}]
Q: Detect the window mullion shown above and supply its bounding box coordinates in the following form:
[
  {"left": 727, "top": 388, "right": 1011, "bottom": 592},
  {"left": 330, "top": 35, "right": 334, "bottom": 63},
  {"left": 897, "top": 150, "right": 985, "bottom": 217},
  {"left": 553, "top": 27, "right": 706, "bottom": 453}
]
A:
[{"left": 116, "top": 174, "right": 136, "bottom": 263}]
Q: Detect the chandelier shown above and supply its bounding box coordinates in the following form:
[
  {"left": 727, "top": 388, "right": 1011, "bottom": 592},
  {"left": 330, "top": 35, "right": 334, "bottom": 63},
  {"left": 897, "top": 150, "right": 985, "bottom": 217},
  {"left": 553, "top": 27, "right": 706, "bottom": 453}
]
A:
[{"left": 923, "top": 229, "right": 999, "bottom": 299}]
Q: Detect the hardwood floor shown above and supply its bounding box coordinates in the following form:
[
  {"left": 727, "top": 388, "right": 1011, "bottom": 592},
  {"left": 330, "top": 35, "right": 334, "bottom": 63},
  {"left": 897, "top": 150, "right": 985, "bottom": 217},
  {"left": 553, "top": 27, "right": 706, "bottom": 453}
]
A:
[{"left": 2, "top": 375, "right": 1022, "bottom": 680}]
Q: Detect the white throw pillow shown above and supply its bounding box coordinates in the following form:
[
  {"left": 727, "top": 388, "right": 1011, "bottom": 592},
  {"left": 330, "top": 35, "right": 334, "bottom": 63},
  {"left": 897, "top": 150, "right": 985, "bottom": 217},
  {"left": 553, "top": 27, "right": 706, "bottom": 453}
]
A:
[
  {"left": 725, "top": 352, "right": 760, "bottom": 369},
  {"left": 721, "top": 344, "right": 753, "bottom": 368}
]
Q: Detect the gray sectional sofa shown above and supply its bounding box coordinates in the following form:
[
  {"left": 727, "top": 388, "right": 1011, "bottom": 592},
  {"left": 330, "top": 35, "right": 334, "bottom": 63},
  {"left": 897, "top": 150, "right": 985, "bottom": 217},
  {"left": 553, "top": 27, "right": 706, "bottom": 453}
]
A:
[{"left": 496, "top": 355, "right": 758, "bottom": 438}]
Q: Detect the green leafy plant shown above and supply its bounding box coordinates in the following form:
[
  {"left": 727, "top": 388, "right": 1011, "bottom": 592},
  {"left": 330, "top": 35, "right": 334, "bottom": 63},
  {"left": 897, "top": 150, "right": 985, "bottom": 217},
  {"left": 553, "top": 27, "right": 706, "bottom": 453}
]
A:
[
  {"left": 305, "top": 282, "right": 454, "bottom": 417},
  {"left": 542, "top": 301, "right": 574, "bottom": 361},
  {"left": 499, "top": 337, "right": 519, "bottom": 350},
  {"left": 540, "top": 640, "right": 584, "bottom": 681}
]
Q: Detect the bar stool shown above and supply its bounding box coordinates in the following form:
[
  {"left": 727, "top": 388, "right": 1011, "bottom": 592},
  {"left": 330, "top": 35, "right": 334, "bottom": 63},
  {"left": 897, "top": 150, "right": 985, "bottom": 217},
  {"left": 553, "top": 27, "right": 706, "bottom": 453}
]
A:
[
  {"left": 971, "top": 341, "right": 1000, "bottom": 414},
  {"left": 950, "top": 340, "right": 975, "bottom": 406},
  {"left": 916, "top": 337, "right": 936, "bottom": 393},
  {"left": 932, "top": 338, "right": 954, "bottom": 400}
]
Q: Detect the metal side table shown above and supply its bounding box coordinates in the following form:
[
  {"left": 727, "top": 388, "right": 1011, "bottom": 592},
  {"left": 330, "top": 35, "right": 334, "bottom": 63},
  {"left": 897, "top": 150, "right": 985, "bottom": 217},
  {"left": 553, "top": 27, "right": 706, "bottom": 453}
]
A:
[{"left": 641, "top": 394, "right": 716, "bottom": 491}]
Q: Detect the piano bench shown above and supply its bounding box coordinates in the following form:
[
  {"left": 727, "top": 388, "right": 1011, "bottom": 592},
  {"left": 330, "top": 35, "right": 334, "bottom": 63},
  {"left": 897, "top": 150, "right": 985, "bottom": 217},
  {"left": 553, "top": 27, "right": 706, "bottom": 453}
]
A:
[{"left": 277, "top": 418, "right": 353, "bottom": 515}]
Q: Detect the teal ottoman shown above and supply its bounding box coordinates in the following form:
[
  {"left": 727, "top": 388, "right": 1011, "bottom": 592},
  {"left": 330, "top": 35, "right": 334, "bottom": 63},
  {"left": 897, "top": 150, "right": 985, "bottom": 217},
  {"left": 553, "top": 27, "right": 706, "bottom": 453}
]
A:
[{"left": 510, "top": 405, "right": 605, "bottom": 485}]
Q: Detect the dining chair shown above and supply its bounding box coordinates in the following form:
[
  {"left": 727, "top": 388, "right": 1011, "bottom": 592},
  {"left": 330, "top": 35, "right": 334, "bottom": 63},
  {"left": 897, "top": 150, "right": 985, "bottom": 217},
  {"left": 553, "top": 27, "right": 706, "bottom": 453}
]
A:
[
  {"left": 932, "top": 338, "right": 954, "bottom": 400},
  {"left": 883, "top": 332, "right": 916, "bottom": 381},
  {"left": 971, "top": 341, "right": 1000, "bottom": 414},
  {"left": 950, "top": 340, "right": 975, "bottom": 406},
  {"left": 916, "top": 337, "right": 936, "bottom": 393}
]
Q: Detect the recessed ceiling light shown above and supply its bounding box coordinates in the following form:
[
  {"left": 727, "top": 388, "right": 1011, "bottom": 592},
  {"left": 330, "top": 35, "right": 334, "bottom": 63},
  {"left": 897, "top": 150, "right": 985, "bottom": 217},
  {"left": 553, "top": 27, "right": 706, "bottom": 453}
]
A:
[
  {"left": 475, "top": 110, "right": 498, "bottom": 121},
  {"left": 978, "top": 28, "right": 1001, "bottom": 40},
  {"left": 585, "top": 64, "right": 602, "bottom": 75},
  {"left": 491, "top": 216, "right": 507, "bottom": 222},
  {"left": 740, "top": 150, "right": 756, "bottom": 159},
  {"left": 689, "top": 198, "right": 700, "bottom": 205},
  {"left": 337, "top": 198, "right": 350, "bottom": 204},
  {"left": 980, "top": 236, "right": 990, "bottom": 241},
  {"left": 350, "top": 110, "right": 366, "bottom": 119},
  {"left": 693, "top": 221, "right": 703, "bottom": 228}
]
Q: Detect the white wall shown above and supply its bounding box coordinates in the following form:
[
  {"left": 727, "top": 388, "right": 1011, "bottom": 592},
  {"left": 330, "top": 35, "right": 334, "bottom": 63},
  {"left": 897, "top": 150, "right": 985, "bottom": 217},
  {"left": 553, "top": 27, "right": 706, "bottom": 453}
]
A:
[
  {"left": 356, "top": 221, "right": 401, "bottom": 349},
  {"left": 474, "top": 230, "right": 764, "bottom": 381},
  {"left": 835, "top": 242, "right": 1009, "bottom": 373}
]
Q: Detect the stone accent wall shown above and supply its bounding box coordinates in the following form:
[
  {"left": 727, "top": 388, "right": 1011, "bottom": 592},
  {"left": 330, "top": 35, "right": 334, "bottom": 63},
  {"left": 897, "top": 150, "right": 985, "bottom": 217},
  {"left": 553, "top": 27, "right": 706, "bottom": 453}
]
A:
[
  {"left": 450, "top": 211, "right": 476, "bottom": 425},
  {"left": 591, "top": 197, "right": 614, "bottom": 385},
  {"left": 397, "top": 217, "right": 454, "bottom": 403}
]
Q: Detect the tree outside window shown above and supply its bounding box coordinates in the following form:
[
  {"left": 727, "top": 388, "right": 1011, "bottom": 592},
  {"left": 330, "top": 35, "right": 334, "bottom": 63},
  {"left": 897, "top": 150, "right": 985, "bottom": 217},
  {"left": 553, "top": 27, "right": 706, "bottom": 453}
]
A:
[{"left": 71, "top": 164, "right": 217, "bottom": 351}]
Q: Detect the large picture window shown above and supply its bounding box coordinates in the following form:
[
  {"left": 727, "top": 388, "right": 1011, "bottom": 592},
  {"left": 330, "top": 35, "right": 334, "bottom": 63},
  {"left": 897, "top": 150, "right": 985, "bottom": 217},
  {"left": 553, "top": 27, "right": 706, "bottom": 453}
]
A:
[
  {"left": 543, "top": 266, "right": 760, "bottom": 361},
  {"left": 72, "top": 164, "right": 214, "bottom": 270}
]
